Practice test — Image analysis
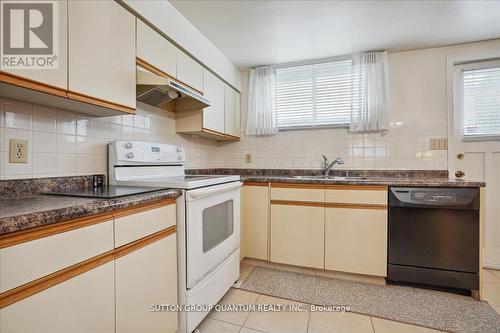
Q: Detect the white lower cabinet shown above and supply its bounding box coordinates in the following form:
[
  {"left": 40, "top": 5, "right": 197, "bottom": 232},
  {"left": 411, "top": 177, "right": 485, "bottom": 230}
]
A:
[
  {"left": 0, "top": 262, "right": 115, "bottom": 333},
  {"left": 325, "top": 208, "right": 388, "bottom": 276},
  {"left": 271, "top": 204, "right": 325, "bottom": 269},
  {"left": 242, "top": 185, "right": 270, "bottom": 260},
  {"left": 116, "top": 234, "right": 178, "bottom": 333},
  {"left": 0, "top": 202, "right": 178, "bottom": 333}
]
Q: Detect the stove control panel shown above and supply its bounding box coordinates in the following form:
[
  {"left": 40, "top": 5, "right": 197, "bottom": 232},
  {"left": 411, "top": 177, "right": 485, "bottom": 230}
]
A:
[{"left": 109, "top": 141, "right": 186, "bottom": 164}]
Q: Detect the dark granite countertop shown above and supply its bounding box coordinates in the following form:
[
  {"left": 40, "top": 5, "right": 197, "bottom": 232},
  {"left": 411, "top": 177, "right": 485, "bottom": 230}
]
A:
[
  {"left": 0, "top": 189, "right": 182, "bottom": 236},
  {"left": 186, "top": 168, "right": 485, "bottom": 188},
  {"left": 240, "top": 175, "right": 485, "bottom": 187}
]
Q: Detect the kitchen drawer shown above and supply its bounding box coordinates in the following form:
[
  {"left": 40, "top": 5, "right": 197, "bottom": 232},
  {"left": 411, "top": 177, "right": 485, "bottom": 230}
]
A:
[
  {"left": 271, "top": 185, "right": 324, "bottom": 202},
  {"left": 114, "top": 203, "right": 176, "bottom": 247},
  {"left": 0, "top": 219, "right": 113, "bottom": 292},
  {"left": 326, "top": 186, "right": 387, "bottom": 205}
]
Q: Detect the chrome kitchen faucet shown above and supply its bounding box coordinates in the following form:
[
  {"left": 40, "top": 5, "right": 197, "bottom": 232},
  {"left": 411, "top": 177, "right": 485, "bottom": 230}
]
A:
[{"left": 322, "top": 155, "right": 344, "bottom": 177}]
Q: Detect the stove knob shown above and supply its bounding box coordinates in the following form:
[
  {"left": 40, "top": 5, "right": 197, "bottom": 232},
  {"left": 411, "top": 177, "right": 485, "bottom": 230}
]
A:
[
  {"left": 177, "top": 155, "right": 183, "bottom": 160},
  {"left": 176, "top": 147, "right": 183, "bottom": 152},
  {"left": 127, "top": 152, "right": 134, "bottom": 159},
  {"left": 125, "top": 142, "right": 132, "bottom": 149}
]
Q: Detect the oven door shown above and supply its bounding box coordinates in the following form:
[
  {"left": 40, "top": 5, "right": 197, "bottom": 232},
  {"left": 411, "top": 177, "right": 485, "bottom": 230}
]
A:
[{"left": 185, "top": 181, "right": 241, "bottom": 289}]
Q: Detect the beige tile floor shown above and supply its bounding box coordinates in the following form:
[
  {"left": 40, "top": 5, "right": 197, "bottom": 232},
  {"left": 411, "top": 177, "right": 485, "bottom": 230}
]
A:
[{"left": 195, "top": 262, "right": 500, "bottom": 333}]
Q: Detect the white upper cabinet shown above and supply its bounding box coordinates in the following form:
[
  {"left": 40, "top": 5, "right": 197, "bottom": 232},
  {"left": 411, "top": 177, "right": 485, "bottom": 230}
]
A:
[
  {"left": 202, "top": 69, "right": 225, "bottom": 133},
  {"left": 176, "top": 50, "right": 204, "bottom": 92},
  {"left": 68, "top": 0, "right": 136, "bottom": 110},
  {"left": 1, "top": 0, "right": 68, "bottom": 92},
  {"left": 137, "top": 19, "right": 176, "bottom": 78},
  {"left": 225, "top": 86, "right": 241, "bottom": 137}
]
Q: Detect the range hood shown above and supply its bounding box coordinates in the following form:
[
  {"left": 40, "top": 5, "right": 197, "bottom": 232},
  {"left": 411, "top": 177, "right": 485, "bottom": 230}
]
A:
[{"left": 136, "top": 68, "right": 210, "bottom": 112}]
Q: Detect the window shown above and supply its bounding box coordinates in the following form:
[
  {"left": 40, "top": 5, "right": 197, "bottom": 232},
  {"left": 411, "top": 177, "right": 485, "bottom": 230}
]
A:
[
  {"left": 276, "top": 58, "right": 361, "bottom": 129},
  {"left": 458, "top": 61, "right": 500, "bottom": 139}
]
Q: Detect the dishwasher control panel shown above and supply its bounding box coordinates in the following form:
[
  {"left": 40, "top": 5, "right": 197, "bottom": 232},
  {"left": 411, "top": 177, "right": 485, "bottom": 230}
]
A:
[
  {"left": 410, "top": 190, "right": 456, "bottom": 203},
  {"left": 389, "top": 187, "right": 479, "bottom": 209}
]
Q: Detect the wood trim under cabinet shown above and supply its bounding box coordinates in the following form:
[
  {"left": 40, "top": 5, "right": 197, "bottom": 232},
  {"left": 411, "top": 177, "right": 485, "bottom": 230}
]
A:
[
  {"left": 67, "top": 91, "right": 135, "bottom": 114},
  {"left": 0, "top": 226, "right": 176, "bottom": 308},
  {"left": 0, "top": 71, "right": 67, "bottom": 98},
  {"left": 136, "top": 57, "right": 204, "bottom": 95},
  {"left": 243, "top": 182, "right": 269, "bottom": 187},
  {"left": 0, "top": 198, "right": 176, "bottom": 249},
  {"left": 201, "top": 127, "right": 240, "bottom": 141},
  {"left": 136, "top": 57, "right": 171, "bottom": 78}
]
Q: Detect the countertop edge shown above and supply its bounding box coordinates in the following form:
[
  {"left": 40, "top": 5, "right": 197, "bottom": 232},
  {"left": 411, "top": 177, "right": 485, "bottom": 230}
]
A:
[
  {"left": 0, "top": 189, "right": 182, "bottom": 236},
  {"left": 240, "top": 176, "right": 486, "bottom": 188}
]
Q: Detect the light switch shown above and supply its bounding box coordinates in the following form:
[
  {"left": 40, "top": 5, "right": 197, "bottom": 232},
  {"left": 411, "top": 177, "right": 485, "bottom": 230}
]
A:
[
  {"left": 245, "top": 153, "right": 252, "bottom": 163},
  {"left": 9, "top": 139, "right": 28, "bottom": 163}
]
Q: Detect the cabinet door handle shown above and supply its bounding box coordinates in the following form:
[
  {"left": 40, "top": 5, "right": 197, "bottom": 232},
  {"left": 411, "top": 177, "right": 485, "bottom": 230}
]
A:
[{"left": 455, "top": 170, "right": 465, "bottom": 178}]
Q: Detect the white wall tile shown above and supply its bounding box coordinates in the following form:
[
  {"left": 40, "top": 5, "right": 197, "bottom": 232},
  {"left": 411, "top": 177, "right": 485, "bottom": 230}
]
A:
[
  {"left": 56, "top": 154, "right": 76, "bottom": 175},
  {"left": 76, "top": 155, "right": 92, "bottom": 174},
  {"left": 33, "top": 153, "right": 56, "bottom": 174},
  {"left": 33, "top": 131, "right": 57, "bottom": 153},
  {"left": 33, "top": 105, "right": 57, "bottom": 132},
  {"left": 76, "top": 116, "right": 93, "bottom": 136},
  {"left": 56, "top": 134, "right": 76, "bottom": 154},
  {"left": 56, "top": 112, "right": 76, "bottom": 135}
]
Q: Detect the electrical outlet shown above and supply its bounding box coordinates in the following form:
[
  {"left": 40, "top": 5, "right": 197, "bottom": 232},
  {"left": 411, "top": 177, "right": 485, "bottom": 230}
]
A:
[
  {"left": 245, "top": 153, "right": 252, "bottom": 163},
  {"left": 429, "top": 138, "right": 448, "bottom": 150},
  {"left": 9, "top": 139, "right": 28, "bottom": 163}
]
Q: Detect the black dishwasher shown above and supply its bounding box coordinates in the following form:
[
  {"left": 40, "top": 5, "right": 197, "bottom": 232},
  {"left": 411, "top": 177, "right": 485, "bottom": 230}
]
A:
[{"left": 387, "top": 187, "right": 480, "bottom": 294}]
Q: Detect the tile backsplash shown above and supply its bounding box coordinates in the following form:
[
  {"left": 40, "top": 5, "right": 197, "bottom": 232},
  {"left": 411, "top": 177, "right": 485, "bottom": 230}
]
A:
[
  {"left": 211, "top": 122, "right": 448, "bottom": 170},
  {"left": 0, "top": 95, "right": 447, "bottom": 180},
  {"left": 0, "top": 98, "right": 217, "bottom": 179}
]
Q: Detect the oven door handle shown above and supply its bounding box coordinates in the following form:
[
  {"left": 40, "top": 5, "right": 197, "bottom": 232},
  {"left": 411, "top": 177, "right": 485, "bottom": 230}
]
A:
[{"left": 187, "top": 182, "right": 242, "bottom": 200}]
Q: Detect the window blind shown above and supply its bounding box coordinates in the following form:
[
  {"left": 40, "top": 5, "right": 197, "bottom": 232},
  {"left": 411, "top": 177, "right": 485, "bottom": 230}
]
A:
[
  {"left": 276, "top": 59, "right": 359, "bottom": 129},
  {"left": 462, "top": 65, "right": 500, "bottom": 137}
]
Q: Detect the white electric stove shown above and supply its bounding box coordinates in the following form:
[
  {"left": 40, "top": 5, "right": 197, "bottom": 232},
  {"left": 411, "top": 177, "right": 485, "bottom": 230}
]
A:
[{"left": 109, "top": 141, "right": 241, "bottom": 333}]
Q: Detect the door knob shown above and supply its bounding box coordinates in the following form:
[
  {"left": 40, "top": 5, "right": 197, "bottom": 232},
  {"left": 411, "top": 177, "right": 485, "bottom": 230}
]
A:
[{"left": 455, "top": 170, "right": 465, "bottom": 178}]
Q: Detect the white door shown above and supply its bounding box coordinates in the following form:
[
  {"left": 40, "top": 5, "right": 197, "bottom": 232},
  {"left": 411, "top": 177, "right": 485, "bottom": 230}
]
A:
[
  {"left": 185, "top": 182, "right": 241, "bottom": 288},
  {"left": 447, "top": 52, "right": 500, "bottom": 268}
]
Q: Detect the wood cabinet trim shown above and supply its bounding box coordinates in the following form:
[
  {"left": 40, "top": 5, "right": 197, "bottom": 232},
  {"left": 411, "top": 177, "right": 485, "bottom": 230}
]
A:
[
  {"left": 271, "top": 200, "right": 387, "bottom": 210},
  {"left": 67, "top": 91, "right": 135, "bottom": 114},
  {"left": 0, "top": 71, "right": 67, "bottom": 98},
  {"left": 136, "top": 57, "right": 205, "bottom": 96},
  {"left": 1, "top": 72, "right": 135, "bottom": 114},
  {"left": 270, "top": 183, "right": 325, "bottom": 189},
  {"left": 201, "top": 127, "right": 240, "bottom": 141},
  {"left": 271, "top": 200, "right": 324, "bottom": 208},
  {"left": 112, "top": 198, "right": 176, "bottom": 219},
  {"left": 0, "top": 199, "right": 176, "bottom": 249},
  {"left": 0, "top": 226, "right": 176, "bottom": 308},
  {"left": 243, "top": 182, "right": 269, "bottom": 187},
  {"left": 325, "top": 203, "right": 388, "bottom": 210},
  {"left": 136, "top": 57, "right": 172, "bottom": 79},
  {"left": 325, "top": 184, "right": 388, "bottom": 191},
  {"left": 0, "top": 213, "right": 113, "bottom": 249}
]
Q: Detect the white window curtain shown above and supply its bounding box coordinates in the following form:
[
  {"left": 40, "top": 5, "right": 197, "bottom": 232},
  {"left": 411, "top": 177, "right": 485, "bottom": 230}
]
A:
[
  {"left": 349, "top": 51, "right": 390, "bottom": 133},
  {"left": 246, "top": 66, "right": 278, "bottom": 136}
]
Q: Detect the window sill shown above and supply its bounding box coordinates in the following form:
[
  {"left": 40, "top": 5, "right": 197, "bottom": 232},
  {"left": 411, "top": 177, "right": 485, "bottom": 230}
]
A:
[
  {"left": 462, "top": 135, "right": 500, "bottom": 142},
  {"left": 278, "top": 124, "right": 350, "bottom": 132}
]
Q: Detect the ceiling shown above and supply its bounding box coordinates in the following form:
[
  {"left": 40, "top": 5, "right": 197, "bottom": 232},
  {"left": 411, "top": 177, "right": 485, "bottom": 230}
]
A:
[{"left": 169, "top": 0, "right": 500, "bottom": 70}]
